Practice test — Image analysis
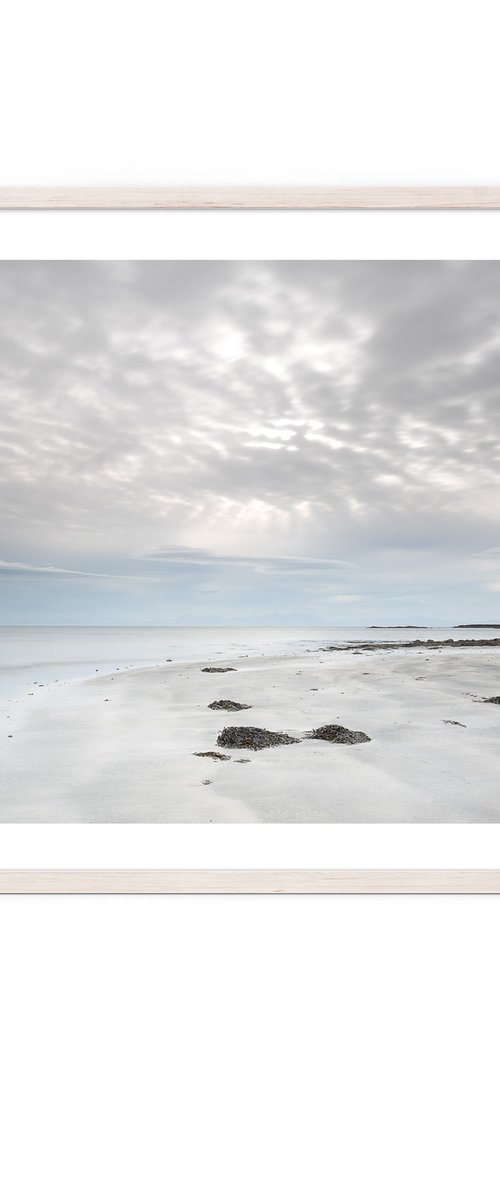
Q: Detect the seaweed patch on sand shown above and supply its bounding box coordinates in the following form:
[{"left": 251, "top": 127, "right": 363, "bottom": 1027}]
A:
[
  {"left": 217, "top": 726, "right": 299, "bottom": 751},
  {"left": 306, "top": 724, "right": 371, "bottom": 745}
]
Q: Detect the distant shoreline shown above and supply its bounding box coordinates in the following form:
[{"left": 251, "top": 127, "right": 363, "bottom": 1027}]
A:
[{"left": 369, "top": 624, "right": 500, "bottom": 630}]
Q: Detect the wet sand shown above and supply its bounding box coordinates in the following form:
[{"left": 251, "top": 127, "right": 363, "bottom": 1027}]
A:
[{"left": 1, "top": 646, "right": 500, "bottom": 822}]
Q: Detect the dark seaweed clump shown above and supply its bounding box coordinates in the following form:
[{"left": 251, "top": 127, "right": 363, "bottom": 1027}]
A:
[
  {"left": 194, "top": 751, "right": 231, "bottom": 761},
  {"left": 217, "top": 726, "right": 299, "bottom": 751},
  {"left": 306, "top": 724, "right": 371, "bottom": 745},
  {"left": 201, "top": 666, "right": 236, "bottom": 673}
]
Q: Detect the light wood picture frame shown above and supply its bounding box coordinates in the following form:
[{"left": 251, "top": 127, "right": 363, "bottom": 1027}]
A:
[
  {"left": 0, "top": 869, "right": 499, "bottom": 893},
  {"left": 1, "top": 186, "right": 499, "bottom": 894},
  {"left": 1, "top": 186, "right": 500, "bottom": 208}
]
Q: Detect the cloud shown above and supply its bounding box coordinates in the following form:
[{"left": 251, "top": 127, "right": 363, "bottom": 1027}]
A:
[
  {"left": 1, "top": 260, "right": 499, "bottom": 623},
  {"left": 143, "top": 547, "right": 353, "bottom": 573},
  {"left": 0, "top": 559, "right": 159, "bottom": 583}
]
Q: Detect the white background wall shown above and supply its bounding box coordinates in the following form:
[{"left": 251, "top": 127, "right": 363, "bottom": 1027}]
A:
[
  {"left": 1, "top": 0, "right": 500, "bottom": 187},
  {"left": 1, "top": 895, "right": 500, "bottom": 1200},
  {"left": 2, "top": 2, "right": 500, "bottom": 1197}
]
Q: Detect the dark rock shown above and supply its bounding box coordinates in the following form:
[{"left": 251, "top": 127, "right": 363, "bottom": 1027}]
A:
[
  {"left": 443, "top": 720, "right": 467, "bottom": 727},
  {"left": 208, "top": 700, "right": 252, "bottom": 711},
  {"left": 484, "top": 696, "right": 500, "bottom": 704},
  {"left": 217, "top": 726, "right": 300, "bottom": 751},
  {"left": 194, "top": 751, "right": 231, "bottom": 761},
  {"left": 201, "top": 666, "right": 236, "bottom": 673},
  {"left": 322, "top": 638, "right": 500, "bottom": 652},
  {"left": 306, "top": 723, "right": 371, "bottom": 745}
]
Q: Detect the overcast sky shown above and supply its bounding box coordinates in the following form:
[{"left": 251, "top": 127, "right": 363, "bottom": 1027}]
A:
[{"left": 0, "top": 259, "right": 499, "bottom": 626}]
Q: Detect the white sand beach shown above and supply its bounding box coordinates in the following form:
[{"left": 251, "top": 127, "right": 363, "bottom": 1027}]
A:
[{"left": 2, "top": 643, "right": 500, "bottom": 822}]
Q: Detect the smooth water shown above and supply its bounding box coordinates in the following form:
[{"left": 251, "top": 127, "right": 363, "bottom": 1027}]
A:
[{"left": 0, "top": 624, "right": 498, "bottom": 707}]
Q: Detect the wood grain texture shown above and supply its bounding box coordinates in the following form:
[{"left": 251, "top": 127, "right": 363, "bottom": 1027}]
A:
[
  {"left": 0, "top": 870, "right": 499, "bottom": 893},
  {"left": 1, "top": 186, "right": 500, "bottom": 209}
]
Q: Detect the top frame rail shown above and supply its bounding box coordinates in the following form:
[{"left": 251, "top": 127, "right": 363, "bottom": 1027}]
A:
[{"left": 1, "top": 186, "right": 500, "bottom": 209}]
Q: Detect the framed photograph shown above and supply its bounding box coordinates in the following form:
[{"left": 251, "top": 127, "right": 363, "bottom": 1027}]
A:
[{"left": 1, "top": 187, "right": 500, "bottom": 893}]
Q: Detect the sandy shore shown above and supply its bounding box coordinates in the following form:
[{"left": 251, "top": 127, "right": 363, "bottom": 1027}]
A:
[{"left": 2, "top": 646, "right": 500, "bottom": 821}]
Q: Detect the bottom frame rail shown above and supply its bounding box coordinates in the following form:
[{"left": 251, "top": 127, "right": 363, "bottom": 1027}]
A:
[{"left": 0, "top": 869, "right": 499, "bottom": 894}]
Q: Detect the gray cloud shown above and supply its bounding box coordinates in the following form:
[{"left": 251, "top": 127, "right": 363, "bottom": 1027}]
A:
[{"left": 1, "top": 261, "right": 499, "bottom": 624}]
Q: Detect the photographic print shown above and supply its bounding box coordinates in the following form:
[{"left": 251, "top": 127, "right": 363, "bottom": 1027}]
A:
[{"left": 1, "top": 259, "right": 499, "bottom": 823}]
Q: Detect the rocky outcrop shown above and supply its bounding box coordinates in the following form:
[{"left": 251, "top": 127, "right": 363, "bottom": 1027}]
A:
[{"left": 322, "top": 638, "right": 500, "bottom": 652}]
